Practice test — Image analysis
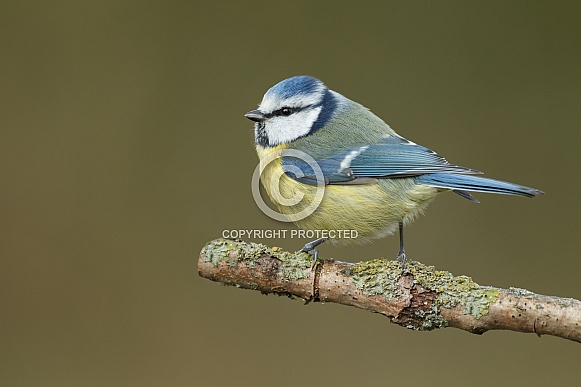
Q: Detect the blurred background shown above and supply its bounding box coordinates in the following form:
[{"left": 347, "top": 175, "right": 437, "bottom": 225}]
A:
[{"left": 1, "top": 1, "right": 580, "bottom": 386}]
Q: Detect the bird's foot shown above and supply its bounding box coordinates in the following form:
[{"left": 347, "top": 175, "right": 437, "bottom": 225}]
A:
[
  {"left": 299, "top": 237, "right": 328, "bottom": 270},
  {"left": 396, "top": 249, "right": 406, "bottom": 270}
]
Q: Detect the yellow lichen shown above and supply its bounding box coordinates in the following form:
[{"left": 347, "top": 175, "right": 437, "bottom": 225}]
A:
[{"left": 202, "top": 239, "right": 311, "bottom": 280}]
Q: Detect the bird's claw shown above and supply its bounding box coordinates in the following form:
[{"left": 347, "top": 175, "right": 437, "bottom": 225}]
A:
[
  {"left": 299, "top": 237, "right": 327, "bottom": 270},
  {"left": 396, "top": 249, "right": 406, "bottom": 270},
  {"left": 301, "top": 247, "right": 320, "bottom": 270}
]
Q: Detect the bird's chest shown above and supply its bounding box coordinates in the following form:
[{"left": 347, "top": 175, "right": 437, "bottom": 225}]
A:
[{"left": 255, "top": 145, "right": 318, "bottom": 210}]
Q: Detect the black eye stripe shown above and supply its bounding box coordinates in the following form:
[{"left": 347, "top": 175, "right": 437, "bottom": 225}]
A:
[
  {"left": 280, "top": 107, "right": 293, "bottom": 116},
  {"left": 264, "top": 105, "right": 309, "bottom": 119}
]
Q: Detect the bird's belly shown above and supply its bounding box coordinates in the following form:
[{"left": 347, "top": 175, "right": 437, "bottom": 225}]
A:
[{"left": 258, "top": 149, "right": 438, "bottom": 245}]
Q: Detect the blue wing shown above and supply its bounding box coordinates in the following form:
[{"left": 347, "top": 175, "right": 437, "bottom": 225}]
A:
[
  {"left": 283, "top": 136, "right": 477, "bottom": 184},
  {"left": 282, "top": 136, "right": 543, "bottom": 199},
  {"left": 347, "top": 137, "right": 479, "bottom": 177}
]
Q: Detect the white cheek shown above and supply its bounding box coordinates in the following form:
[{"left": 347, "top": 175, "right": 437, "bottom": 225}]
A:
[{"left": 266, "top": 107, "right": 322, "bottom": 146}]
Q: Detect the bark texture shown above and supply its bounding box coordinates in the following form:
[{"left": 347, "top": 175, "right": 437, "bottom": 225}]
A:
[{"left": 199, "top": 238, "right": 581, "bottom": 343}]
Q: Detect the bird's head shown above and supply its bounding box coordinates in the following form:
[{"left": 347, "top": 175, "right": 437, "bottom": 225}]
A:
[{"left": 245, "top": 76, "right": 346, "bottom": 147}]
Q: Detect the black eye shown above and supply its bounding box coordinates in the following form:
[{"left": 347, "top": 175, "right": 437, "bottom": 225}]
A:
[{"left": 280, "top": 107, "right": 293, "bottom": 116}]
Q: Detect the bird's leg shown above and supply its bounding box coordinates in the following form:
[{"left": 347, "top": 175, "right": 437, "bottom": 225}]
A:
[
  {"left": 396, "top": 221, "right": 406, "bottom": 268},
  {"left": 300, "top": 237, "right": 328, "bottom": 269}
]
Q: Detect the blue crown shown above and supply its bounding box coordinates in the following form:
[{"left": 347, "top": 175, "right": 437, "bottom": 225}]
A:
[{"left": 267, "top": 76, "right": 324, "bottom": 98}]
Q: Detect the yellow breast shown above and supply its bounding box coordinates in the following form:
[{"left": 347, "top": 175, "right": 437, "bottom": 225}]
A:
[{"left": 255, "top": 145, "right": 438, "bottom": 244}]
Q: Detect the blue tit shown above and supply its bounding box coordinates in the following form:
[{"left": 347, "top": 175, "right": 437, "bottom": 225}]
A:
[{"left": 245, "top": 75, "right": 543, "bottom": 265}]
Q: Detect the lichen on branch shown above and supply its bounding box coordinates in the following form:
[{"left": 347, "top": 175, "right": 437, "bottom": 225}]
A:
[{"left": 198, "top": 238, "right": 581, "bottom": 343}]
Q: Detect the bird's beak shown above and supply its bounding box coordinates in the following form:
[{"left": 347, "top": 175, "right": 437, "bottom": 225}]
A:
[{"left": 244, "top": 110, "right": 265, "bottom": 122}]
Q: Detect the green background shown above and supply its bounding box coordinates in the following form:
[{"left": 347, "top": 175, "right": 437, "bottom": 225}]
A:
[{"left": 2, "top": 1, "right": 580, "bottom": 386}]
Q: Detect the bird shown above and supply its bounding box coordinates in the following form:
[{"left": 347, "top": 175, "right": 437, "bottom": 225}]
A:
[{"left": 245, "top": 75, "right": 543, "bottom": 267}]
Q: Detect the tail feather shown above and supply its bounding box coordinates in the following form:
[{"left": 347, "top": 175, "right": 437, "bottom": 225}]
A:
[{"left": 415, "top": 173, "right": 544, "bottom": 199}]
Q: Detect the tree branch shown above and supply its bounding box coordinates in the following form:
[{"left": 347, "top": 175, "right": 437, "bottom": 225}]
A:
[{"left": 198, "top": 238, "right": 581, "bottom": 343}]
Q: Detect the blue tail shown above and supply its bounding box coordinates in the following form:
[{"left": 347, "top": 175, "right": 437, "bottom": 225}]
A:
[{"left": 415, "top": 173, "right": 544, "bottom": 199}]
